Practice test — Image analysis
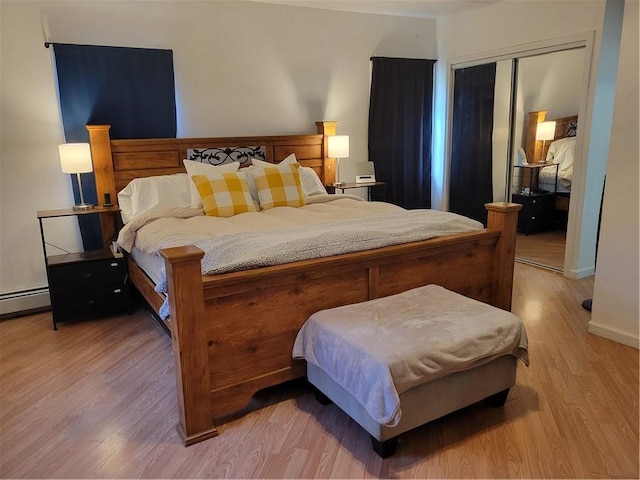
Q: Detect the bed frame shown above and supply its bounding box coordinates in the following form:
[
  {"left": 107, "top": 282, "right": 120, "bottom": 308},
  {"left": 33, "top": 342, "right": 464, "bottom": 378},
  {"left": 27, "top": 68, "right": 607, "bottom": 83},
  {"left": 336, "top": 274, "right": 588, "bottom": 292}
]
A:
[{"left": 87, "top": 122, "right": 521, "bottom": 446}]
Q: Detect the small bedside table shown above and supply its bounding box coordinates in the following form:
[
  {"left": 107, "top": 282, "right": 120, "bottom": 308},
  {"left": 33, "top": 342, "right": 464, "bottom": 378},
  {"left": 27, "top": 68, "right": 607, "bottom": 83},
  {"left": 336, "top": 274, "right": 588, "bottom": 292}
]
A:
[
  {"left": 327, "top": 182, "right": 386, "bottom": 201},
  {"left": 511, "top": 192, "right": 555, "bottom": 234},
  {"left": 511, "top": 163, "right": 559, "bottom": 235},
  {"left": 37, "top": 206, "right": 129, "bottom": 330}
]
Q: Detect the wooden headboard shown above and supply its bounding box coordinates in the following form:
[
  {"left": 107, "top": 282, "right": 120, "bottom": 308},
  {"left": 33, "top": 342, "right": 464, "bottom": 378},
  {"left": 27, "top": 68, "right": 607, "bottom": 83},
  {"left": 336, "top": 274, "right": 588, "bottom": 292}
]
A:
[
  {"left": 87, "top": 120, "right": 337, "bottom": 241},
  {"left": 525, "top": 111, "right": 578, "bottom": 164}
]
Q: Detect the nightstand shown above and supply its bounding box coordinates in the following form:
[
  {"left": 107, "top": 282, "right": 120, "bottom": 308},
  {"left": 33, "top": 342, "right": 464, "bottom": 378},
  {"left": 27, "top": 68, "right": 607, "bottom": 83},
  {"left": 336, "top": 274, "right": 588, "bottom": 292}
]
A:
[
  {"left": 511, "top": 163, "right": 559, "bottom": 235},
  {"left": 512, "top": 193, "right": 555, "bottom": 234},
  {"left": 37, "top": 206, "right": 129, "bottom": 330},
  {"left": 327, "top": 181, "right": 386, "bottom": 201}
]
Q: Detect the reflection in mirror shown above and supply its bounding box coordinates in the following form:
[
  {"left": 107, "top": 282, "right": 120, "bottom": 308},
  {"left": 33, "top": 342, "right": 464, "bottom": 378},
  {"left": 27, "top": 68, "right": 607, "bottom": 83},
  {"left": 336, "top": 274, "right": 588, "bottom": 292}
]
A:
[
  {"left": 449, "top": 45, "right": 590, "bottom": 274},
  {"left": 511, "top": 48, "right": 585, "bottom": 272}
]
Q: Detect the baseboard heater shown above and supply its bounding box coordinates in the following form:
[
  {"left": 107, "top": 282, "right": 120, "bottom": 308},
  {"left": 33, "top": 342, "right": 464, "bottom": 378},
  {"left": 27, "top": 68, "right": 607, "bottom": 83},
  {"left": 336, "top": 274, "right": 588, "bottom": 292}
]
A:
[{"left": 0, "top": 287, "right": 50, "bottom": 319}]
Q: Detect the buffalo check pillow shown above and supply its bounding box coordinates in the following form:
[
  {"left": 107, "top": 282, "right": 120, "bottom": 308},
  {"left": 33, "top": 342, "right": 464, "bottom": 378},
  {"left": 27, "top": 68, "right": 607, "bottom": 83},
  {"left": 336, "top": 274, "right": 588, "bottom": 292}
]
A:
[
  {"left": 191, "top": 172, "right": 257, "bottom": 217},
  {"left": 248, "top": 163, "right": 306, "bottom": 210},
  {"left": 183, "top": 159, "right": 241, "bottom": 208}
]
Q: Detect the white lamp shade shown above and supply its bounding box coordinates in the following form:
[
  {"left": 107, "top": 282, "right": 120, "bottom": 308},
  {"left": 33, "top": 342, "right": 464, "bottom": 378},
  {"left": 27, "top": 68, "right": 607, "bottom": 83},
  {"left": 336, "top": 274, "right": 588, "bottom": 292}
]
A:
[
  {"left": 535, "top": 121, "right": 556, "bottom": 141},
  {"left": 328, "top": 135, "right": 349, "bottom": 158},
  {"left": 59, "top": 143, "right": 93, "bottom": 174}
]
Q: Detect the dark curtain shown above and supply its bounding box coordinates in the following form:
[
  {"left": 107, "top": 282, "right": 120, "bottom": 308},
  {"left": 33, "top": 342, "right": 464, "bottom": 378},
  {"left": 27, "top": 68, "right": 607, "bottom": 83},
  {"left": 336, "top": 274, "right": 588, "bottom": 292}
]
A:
[
  {"left": 449, "top": 63, "right": 496, "bottom": 225},
  {"left": 52, "top": 43, "right": 176, "bottom": 249},
  {"left": 368, "top": 57, "right": 435, "bottom": 209}
]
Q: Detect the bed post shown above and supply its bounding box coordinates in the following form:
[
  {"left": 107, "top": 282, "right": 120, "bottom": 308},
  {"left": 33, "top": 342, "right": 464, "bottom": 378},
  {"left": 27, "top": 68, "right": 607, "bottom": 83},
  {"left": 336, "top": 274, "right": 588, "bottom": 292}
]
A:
[
  {"left": 316, "top": 121, "right": 337, "bottom": 185},
  {"left": 485, "top": 202, "right": 522, "bottom": 311},
  {"left": 160, "top": 245, "right": 218, "bottom": 446},
  {"left": 87, "top": 125, "right": 118, "bottom": 243},
  {"left": 525, "top": 110, "right": 547, "bottom": 164},
  {"left": 87, "top": 125, "right": 116, "bottom": 204}
]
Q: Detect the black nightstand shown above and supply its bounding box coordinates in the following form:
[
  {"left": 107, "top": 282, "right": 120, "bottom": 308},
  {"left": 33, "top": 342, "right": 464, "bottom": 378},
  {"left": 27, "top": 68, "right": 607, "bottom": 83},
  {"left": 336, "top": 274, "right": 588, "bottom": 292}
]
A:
[
  {"left": 512, "top": 193, "right": 555, "bottom": 234},
  {"left": 37, "top": 206, "right": 129, "bottom": 330}
]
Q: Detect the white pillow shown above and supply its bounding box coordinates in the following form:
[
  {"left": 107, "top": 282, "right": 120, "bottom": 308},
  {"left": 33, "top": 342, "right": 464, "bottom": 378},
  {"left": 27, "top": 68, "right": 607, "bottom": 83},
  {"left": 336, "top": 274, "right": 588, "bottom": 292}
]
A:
[
  {"left": 299, "top": 166, "right": 327, "bottom": 196},
  {"left": 546, "top": 137, "right": 576, "bottom": 172},
  {"left": 250, "top": 154, "right": 327, "bottom": 198},
  {"left": 183, "top": 159, "right": 241, "bottom": 208},
  {"left": 251, "top": 153, "right": 297, "bottom": 169},
  {"left": 118, "top": 173, "right": 191, "bottom": 224}
]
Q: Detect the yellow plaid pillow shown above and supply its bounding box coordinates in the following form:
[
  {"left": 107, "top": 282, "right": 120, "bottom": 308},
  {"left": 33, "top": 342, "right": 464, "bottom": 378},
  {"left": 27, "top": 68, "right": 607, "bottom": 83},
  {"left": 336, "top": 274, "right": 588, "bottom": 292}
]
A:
[
  {"left": 249, "top": 163, "right": 306, "bottom": 210},
  {"left": 191, "top": 172, "right": 257, "bottom": 217}
]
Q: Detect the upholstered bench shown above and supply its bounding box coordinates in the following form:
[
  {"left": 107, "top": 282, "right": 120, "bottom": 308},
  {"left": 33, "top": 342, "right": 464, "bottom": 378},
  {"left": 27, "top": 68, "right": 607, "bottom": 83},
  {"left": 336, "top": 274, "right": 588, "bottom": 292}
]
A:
[{"left": 292, "top": 284, "right": 529, "bottom": 458}]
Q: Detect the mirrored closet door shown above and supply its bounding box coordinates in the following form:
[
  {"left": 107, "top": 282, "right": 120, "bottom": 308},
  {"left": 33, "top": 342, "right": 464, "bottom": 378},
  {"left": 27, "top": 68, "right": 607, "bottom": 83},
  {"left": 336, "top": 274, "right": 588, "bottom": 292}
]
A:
[{"left": 450, "top": 46, "right": 586, "bottom": 273}]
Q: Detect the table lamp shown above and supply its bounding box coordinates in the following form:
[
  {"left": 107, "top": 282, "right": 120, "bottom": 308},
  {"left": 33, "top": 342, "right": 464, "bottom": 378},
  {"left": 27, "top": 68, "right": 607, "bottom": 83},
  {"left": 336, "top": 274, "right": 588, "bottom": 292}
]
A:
[
  {"left": 59, "top": 143, "right": 94, "bottom": 210},
  {"left": 328, "top": 135, "right": 349, "bottom": 185},
  {"left": 535, "top": 121, "right": 556, "bottom": 163}
]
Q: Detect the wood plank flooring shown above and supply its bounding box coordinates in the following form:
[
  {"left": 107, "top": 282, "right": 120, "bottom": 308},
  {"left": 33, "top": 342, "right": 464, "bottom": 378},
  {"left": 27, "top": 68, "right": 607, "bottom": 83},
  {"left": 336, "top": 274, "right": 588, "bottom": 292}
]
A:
[
  {"left": 1, "top": 263, "right": 637, "bottom": 478},
  {"left": 516, "top": 230, "right": 566, "bottom": 271}
]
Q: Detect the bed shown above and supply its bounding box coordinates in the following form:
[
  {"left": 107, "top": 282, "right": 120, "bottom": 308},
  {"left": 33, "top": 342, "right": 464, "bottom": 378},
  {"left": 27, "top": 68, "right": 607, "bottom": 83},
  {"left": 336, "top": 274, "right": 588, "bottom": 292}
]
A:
[
  {"left": 525, "top": 111, "right": 578, "bottom": 212},
  {"left": 87, "top": 122, "right": 521, "bottom": 446}
]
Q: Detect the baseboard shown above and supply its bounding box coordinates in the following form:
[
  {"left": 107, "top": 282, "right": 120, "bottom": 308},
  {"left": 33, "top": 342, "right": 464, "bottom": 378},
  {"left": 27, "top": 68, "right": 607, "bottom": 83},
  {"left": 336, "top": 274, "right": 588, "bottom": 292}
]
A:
[
  {"left": 566, "top": 265, "right": 595, "bottom": 279},
  {"left": 0, "top": 288, "right": 51, "bottom": 319},
  {"left": 588, "top": 321, "right": 639, "bottom": 349}
]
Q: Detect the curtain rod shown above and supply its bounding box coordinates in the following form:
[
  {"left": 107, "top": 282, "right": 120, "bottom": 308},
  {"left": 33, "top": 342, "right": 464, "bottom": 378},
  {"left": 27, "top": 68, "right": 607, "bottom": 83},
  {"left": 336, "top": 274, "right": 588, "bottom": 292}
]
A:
[
  {"left": 369, "top": 56, "right": 437, "bottom": 61},
  {"left": 44, "top": 41, "right": 172, "bottom": 51}
]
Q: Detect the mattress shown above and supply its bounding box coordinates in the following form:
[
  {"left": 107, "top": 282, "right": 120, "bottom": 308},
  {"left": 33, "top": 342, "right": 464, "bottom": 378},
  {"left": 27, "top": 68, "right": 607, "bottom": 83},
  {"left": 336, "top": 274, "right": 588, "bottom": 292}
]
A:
[
  {"left": 130, "top": 247, "right": 164, "bottom": 286},
  {"left": 120, "top": 196, "right": 405, "bottom": 285},
  {"left": 118, "top": 196, "right": 485, "bottom": 319},
  {"left": 119, "top": 196, "right": 484, "bottom": 271}
]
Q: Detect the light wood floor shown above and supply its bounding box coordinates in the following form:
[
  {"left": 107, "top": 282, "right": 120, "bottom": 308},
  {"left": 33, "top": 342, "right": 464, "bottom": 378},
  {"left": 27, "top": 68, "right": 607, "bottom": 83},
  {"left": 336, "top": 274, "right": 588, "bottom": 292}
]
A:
[
  {"left": 516, "top": 230, "right": 566, "bottom": 272},
  {"left": 1, "top": 264, "right": 638, "bottom": 479}
]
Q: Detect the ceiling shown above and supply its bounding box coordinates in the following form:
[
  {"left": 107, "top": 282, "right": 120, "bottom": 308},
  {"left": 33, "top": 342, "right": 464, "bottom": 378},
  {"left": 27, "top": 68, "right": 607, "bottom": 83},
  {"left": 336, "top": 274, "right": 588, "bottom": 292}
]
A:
[{"left": 248, "top": 0, "right": 500, "bottom": 19}]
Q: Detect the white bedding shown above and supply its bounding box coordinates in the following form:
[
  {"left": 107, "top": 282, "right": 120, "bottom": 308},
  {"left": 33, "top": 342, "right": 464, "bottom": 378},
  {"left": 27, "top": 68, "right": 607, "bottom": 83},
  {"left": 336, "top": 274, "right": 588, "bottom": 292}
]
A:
[
  {"left": 117, "top": 195, "right": 484, "bottom": 319},
  {"left": 292, "top": 285, "right": 529, "bottom": 427},
  {"left": 542, "top": 136, "right": 576, "bottom": 193},
  {"left": 118, "top": 194, "right": 381, "bottom": 253}
]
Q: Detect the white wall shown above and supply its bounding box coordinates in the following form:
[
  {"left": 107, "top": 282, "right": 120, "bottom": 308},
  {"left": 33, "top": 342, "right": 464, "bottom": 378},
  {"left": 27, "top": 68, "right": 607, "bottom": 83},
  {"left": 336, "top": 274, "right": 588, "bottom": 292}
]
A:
[
  {"left": 518, "top": 49, "right": 585, "bottom": 120},
  {"left": 0, "top": 0, "right": 437, "bottom": 310},
  {"left": 589, "top": 0, "right": 639, "bottom": 348}
]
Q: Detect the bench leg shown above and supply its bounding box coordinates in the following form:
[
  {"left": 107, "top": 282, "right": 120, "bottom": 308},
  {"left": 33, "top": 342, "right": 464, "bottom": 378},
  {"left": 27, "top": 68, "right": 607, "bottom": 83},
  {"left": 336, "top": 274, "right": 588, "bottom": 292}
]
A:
[
  {"left": 485, "top": 388, "right": 510, "bottom": 407},
  {"left": 371, "top": 435, "right": 398, "bottom": 458}
]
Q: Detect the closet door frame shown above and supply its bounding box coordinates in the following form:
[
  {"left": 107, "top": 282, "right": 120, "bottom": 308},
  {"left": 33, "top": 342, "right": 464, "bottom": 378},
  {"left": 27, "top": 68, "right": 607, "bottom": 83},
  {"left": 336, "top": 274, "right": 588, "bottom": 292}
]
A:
[{"left": 445, "top": 32, "right": 595, "bottom": 279}]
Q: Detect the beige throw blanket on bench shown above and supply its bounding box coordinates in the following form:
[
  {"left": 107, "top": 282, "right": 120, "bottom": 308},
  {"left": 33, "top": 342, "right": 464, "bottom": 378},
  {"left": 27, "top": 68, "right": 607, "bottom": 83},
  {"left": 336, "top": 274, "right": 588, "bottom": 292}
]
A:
[{"left": 293, "top": 285, "right": 529, "bottom": 427}]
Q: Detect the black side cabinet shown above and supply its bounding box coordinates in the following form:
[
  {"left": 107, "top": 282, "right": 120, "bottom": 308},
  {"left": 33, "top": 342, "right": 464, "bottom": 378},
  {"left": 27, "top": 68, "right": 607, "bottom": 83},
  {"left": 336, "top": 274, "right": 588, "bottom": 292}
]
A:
[
  {"left": 47, "top": 250, "right": 128, "bottom": 328},
  {"left": 512, "top": 193, "right": 555, "bottom": 234},
  {"left": 37, "top": 206, "right": 128, "bottom": 330}
]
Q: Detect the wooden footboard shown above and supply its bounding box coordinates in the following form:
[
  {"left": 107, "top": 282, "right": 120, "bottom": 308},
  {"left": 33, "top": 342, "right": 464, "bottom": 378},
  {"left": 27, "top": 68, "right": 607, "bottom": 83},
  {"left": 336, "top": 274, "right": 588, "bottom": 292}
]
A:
[
  {"left": 86, "top": 122, "right": 521, "bottom": 446},
  {"left": 159, "top": 202, "right": 520, "bottom": 445}
]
